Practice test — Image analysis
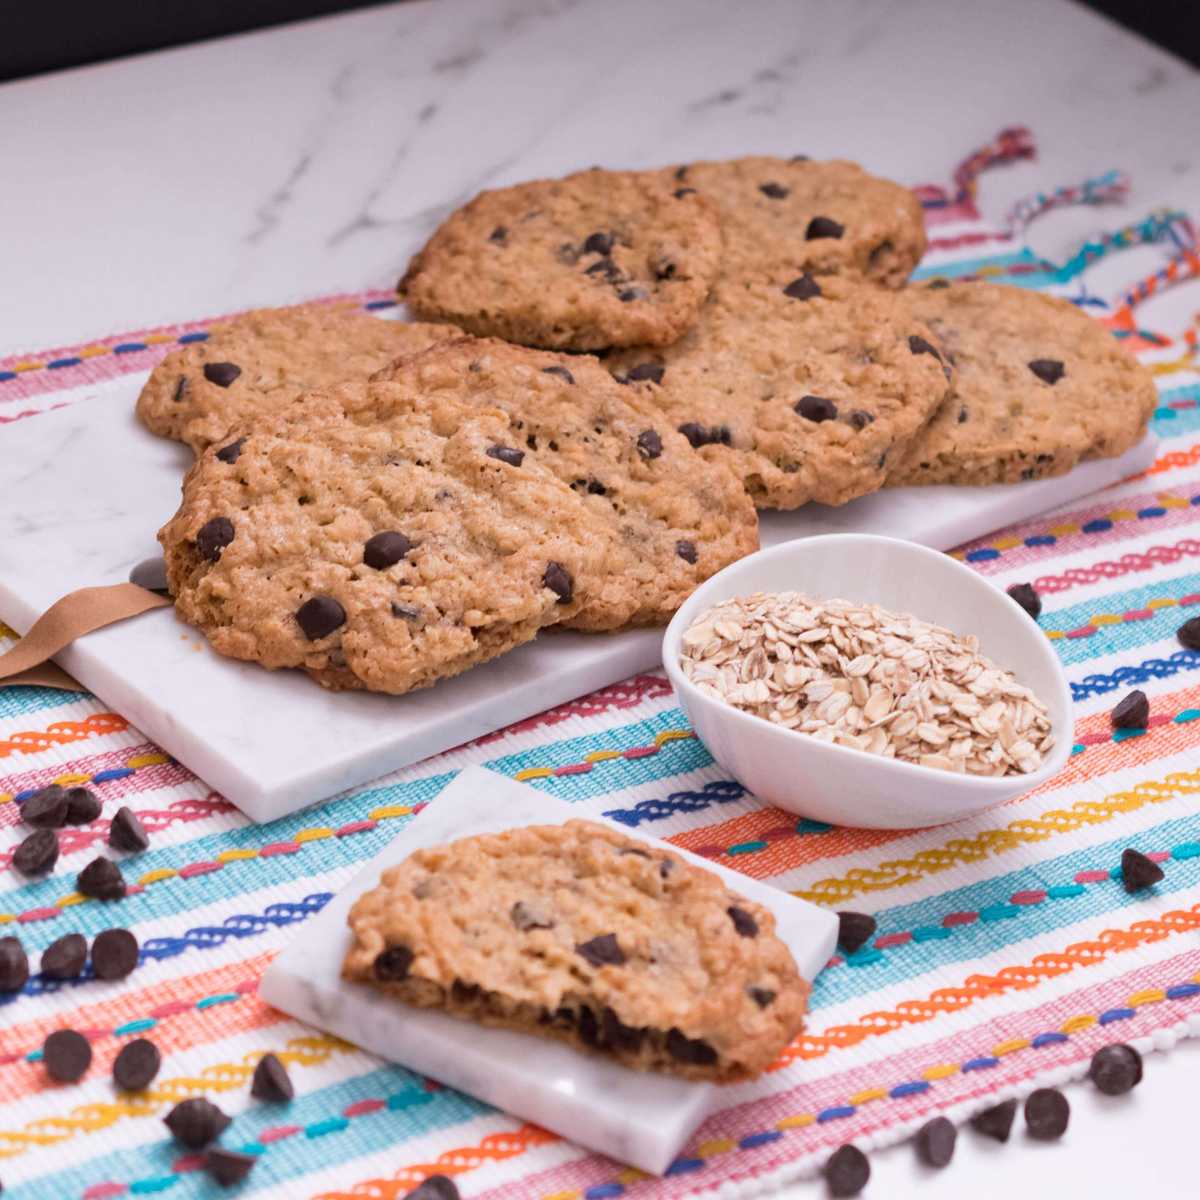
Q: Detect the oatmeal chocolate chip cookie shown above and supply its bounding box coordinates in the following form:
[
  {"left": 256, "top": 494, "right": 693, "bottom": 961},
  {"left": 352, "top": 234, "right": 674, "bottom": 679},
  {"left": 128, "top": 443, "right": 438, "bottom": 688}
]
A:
[
  {"left": 399, "top": 168, "right": 723, "bottom": 350},
  {"left": 608, "top": 274, "right": 954, "bottom": 509},
  {"left": 343, "top": 820, "right": 808, "bottom": 1081},
  {"left": 372, "top": 337, "right": 758, "bottom": 630},
  {"left": 666, "top": 156, "right": 926, "bottom": 287},
  {"left": 136, "top": 304, "right": 458, "bottom": 454},
  {"left": 158, "top": 385, "right": 612, "bottom": 694},
  {"left": 887, "top": 280, "right": 1158, "bottom": 486}
]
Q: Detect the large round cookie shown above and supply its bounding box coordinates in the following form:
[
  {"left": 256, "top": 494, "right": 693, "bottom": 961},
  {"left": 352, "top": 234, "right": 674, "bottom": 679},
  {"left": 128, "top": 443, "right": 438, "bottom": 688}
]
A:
[
  {"left": 159, "top": 387, "right": 613, "bottom": 694},
  {"left": 399, "top": 168, "right": 723, "bottom": 350},
  {"left": 668, "top": 156, "right": 926, "bottom": 287},
  {"left": 607, "top": 274, "right": 954, "bottom": 509},
  {"left": 887, "top": 281, "right": 1158, "bottom": 486},
  {"left": 372, "top": 338, "right": 759, "bottom": 630},
  {"left": 137, "top": 304, "right": 458, "bottom": 454}
]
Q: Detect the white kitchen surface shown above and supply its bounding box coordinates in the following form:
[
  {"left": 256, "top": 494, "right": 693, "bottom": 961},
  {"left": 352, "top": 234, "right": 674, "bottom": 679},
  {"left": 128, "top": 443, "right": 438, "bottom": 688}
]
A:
[{"left": 2, "top": 0, "right": 1198, "bottom": 1194}]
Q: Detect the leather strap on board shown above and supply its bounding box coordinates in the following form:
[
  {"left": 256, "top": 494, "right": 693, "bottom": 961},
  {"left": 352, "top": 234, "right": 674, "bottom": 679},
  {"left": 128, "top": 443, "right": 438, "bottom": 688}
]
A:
[{"left": 0, "top": 584, "right": 171, "bottom": 692}]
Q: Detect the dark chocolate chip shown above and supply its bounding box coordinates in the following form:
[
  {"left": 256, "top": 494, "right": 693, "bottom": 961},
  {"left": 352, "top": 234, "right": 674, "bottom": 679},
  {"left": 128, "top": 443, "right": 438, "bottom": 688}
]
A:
[
  {"left": 601, "top": 1006, "right": 644, "bottom": 1051},
  {"left": 618, "top": 287, "right": 648, "bottom": 302},
  {"left": 173, "top": 377, "right": 189, "bottom": 403},
  {"left": 585, "top": 478, "right": 607, "bottom": 495},
  {"left": 654, "top": 257, "right": 676, "bottom": 280},
  {"left": 41, "top": 933, "right": 87, "bottom": 980},
  {"left": 1088, "top": 1043, "right": 1143, "bottom": 1095},
  {"left": 847, "top": 410, "right": 875, "bottom": 430},
  {"left": 1110, "top": 689, "right": 1149, "bottom": 729},
  {"left": 583, "top": 231, "right": 614, "bottom": 256},
  {"left": 0, "top": 937, "right": 29, "bottom": 993},
  {"left": 677, "top": 422, "right": 731, "bottom": 449},
  {"left": 375, "top": 945, "right": 414, "bottom": 981},
  {"left": 401, "top": 1176, "right": 460, "bottom": 1200},
  {"left": 957, "top": 406, "right": 969, "bottom": 423},
  {"left": 836, "top": 911, "right": 877, "bottom": 954},
  {"left": 363, "top": 531, "right": 413, "bottom": 570},
  {"left": 251, "top": 1052, "right": 294, "bottom": 1102},
  {"left": 129, "top": 556, "right": 169, "bottom": 593},
  {"left": 636, "top": 429, "right": 663, "bottom": 459},
  {"left": 391, "top": 603, "right": 422, "bottom": 622},
  {"left": 164, "top": 1097, "right": 232, "bottom": 1149},
  {"left": 488, "top": 225, "right": 508, "bottom": 244},
  {"left": 450, "top": 979, "right": 481, "bottom": 1004},
  {"left": 676, "top": 540, "right": 698, "bottom": 564},
  {"left": 108, "top": 806, "right": 149, "bottom": 854},
  {"left": 113, "top": 1038, "right": 161, "bottom": 1091},
  {"left": 618, "top": 847, "right": 650, "bottom": 859},
  {"left": 13, "top": 829, "right": 58, "bottom": 876},
  {"left": 926, "top": 278, "right": 951, "bottom": 289},
  {"left": 542, "top": 365, "right": 575, "bottom": 385},
  {"left": 626, "top": 362, "right": 664, "bottom": 385},
  {"left": 21, "top": 785, "right": 68, "bottom": 829},
  {"left": 575, "top": 933, "right": 625, "bottom": 968},
  {"left": 1120, "top": 847, "right": 1164, "bottom": 893},
  {"left": 727, "top": 905, "right": 758, "bottom": 938},
  {"left": 1028, "top": 358, "right": 1065, "bottom": 385},
  {"left": 1024, "top": 1087, "right": 1069, "bottom": 1140},
  {"left": 1177, "top": 616, "right": 1200, "bottom": 649},
  {"left": 207, "top": 1146, "right": 258, "bottom": 1188},
  {"left": 673, "top": 186, "right": 697, "bottom": 198},
  {"left": 665, "top": 1027, "right": 718, "bottom": 1066},
  {"left": 823, "top": 1144, "right": 869, "bottom": 1197},
  {"left": 914, "top": 1116, "right": 956, "bottom": 1167},
  {"left": 577, "top": 1005, "right": 600, "bottom": 1046},
  {"left": 202, "top": 362, "right": 241, "bottom": 388},
  {"left": 510, "top": 901, "right": 555, "bottom": 932},
  {"left": 77, "top": 856, "right": 126, "bottom": 901},
  {"left": 795, "top": 394, "right": 838, "bottom": 423},
  {"left": 674, "top": 164, "right": 690, "bottom": 181},
  {"left": 790, "top": 153, "right": 811, "bottom": 162},
  {"left": 92, "top": 928, "right": 139, "bottom": 980},
  {"left": 782, "top": 273, "right": 821, "bottom": 300},
  {"left": 969, "top": 1097, "right": 1017, "bottom": 1142},
  {"left": 195, "top": 516, "right": 235, "bottom": 562},
  {"left": 585, "top": 257, "right": 621, "bottom": 280},
  {"left": 64, "top": 787, "right": 102, "bottom": 825},
  {"left": 805, "top": 215, "right": 845, "bottom": 240},
  {"left": 296, "top": 596, "right": 346, "bottom": 640},
  {"left": 908, "top": 334, "right": 940, "bottom": 359},
  {"left": 759, "top": 181, "right": 789, "bottom": 199},
  {"left": 543, "top": 562, "right": 574, "bottom": 604},
  {"left": 215, "top": 437, "right": 245, "bottom": 464},
  {"left": 748, "top": 987, "right": 775, "bottom": 1009},
  {"left": 43, "top": 1029, "right": 92, "bottom": 1083},
  {"left": 487, "top": 444, "right": 525, "bottom": 467},
  {"left": 1006, "top": 582, "right": 1042, "bottom": 619}
]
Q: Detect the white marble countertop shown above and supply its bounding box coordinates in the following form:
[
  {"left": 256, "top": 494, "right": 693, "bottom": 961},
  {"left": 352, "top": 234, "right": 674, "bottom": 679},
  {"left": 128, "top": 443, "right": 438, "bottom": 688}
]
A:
[{"left": 2, "top": 1, "right": 1198, "bottom": 1195}]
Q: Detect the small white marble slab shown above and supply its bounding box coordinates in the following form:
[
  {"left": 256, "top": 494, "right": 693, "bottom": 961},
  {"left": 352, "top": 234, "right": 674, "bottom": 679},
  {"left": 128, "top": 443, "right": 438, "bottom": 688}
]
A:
[
  {"left": 0, "top": 380, "right": 1156, "bottom": 822},
  {"left": 258, "top": 765, "right": 839, "bottom": 1175}
]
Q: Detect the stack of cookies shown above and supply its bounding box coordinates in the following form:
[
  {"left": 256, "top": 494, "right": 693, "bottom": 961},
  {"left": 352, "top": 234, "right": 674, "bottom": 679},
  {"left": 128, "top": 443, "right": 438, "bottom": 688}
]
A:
[{"left": 142, "top": 155, "right": 1157, "bottom": 695}]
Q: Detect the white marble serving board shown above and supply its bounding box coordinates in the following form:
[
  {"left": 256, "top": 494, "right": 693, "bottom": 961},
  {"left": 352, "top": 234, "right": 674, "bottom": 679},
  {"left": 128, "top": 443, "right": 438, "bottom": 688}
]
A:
[
  {"left": 258, "top": 765, "right": 839, "bottom": 1175},
  {"left": 0, "top": 378, "right": 1156, "bottom": 822}
]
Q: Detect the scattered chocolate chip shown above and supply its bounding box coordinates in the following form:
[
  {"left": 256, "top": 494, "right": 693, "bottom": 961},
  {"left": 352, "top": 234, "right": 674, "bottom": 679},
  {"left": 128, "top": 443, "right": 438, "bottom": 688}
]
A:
[
  {"left": 21, "top": 785, "right": 68, "bottom": 829},
  {"left": 401, "top": 1176, "right": 460, "bottom": 1200},
  {"left": 542, "top": 365, "right": 575, "bottom": 384},
  {"left": 677, "top": 422, "right": 731, "bottom": 448},
  {"left": 391, "top": 603, "right": 422, "bottom": 622},
  {"left": 626, "top": 362, "right": 664, "bottom": 385},
  {"left": 1120, "top": 847, "right": 1164, "bottom": 893},
  {"left": 1006, "top": 582, "right": 1042, "bottom": 619},
  {"left": 487, "top": 444, "right": 525, "bottom": 467},
  {"left": 618, "top": 287, "right": 648, "bottom": 303},
  {"left": 77, "top": 856, "right": 126, "bottom": 901},
  {"left": 636, "top": 429, "right": 663, "bottom": 460},
  {"left": 375, "top": 945, "right": 414, "bottom": 981},
  {"left": 908, "top": 334, "right": 940, "bottom": 359},
  {"left": 543, "top": 562, "right": 574, "bottom": 604},
  {"left": 748, "top": 987, "right": 775, "bottom": 1008},
  {"left": 676, "top": 540, "right": 698, "bottom": 564},
  {"left": 41, "top": 933, "right": 87, "bottom": 980},
  {"left": 206, "top": 1146, "right": 258, "bottom": 1188},
  {"left": 673, "top": 186, "right": 697, "bottom": 198},
  {"left": 847, "top": 410, "right": 875, "bottom": 430},
  {"left": 1088, "top": 1043, "right": 1143, "bottom": 1095},
  {"left": 129, "top": 556, "right": 169, "bottom": 593},
  {"left": 727, "top": 905, "right": 758, "bottom": 938},
  {"left": 92, "top": 928, "right": 139, "bottom": 980},
  {"left": 914, "top": 1116, "right": 956, "bottom": 1167},
  {"left": 795, "top": 394, "right": 838, "bottom": 423},
  {"left": 759, "top": 181, "right": 789, "bottom": 199},
  {"left": 969, "top": 1097, "right": 1017, "bottom": 1142},
  {"left": 823, "top": 1144, "right": 869, "bottom": 1196},
  {"left": 63, "top": 787, "right": 102, "bottom": 825},
  {"left": 805, "top": 215, "right": 845, "bottom": 240},
  {"left": 575, "top": 933, "right": 625, "bottom": 968},
  {"left": 0, "top": 937, "right": 29, "bottom": 993},
  {"left": 173, "top": 377, "right": 189, "bottom": 403},
  {"left": 782, "top": 273, "right": 821, "bottom": 300},
  {"left": 488, "top": 225, "right": 508, "bottom": 244},
  {"left": 1177, "top": 616, "right": 1200, "bottom": 650},
  {"left": 602, "top": 1006, "right": 645, "bottom": 1051},
  {"left": 1028, "top": 358, "right": 1065, "bottom": 385},
  {"left": 13, "top": 829, "right": 58, "bottom": 876},
  {"left": 665, "top": 1027, "right": 718, "bottom": 1066},
  {"left": 583, "top": 231, "right": 614, "bottom": 256},
  {"left": 195, "top": 517, "right": 235, "bottom": 562},
  {"left": 215, "top": 437, "right": 245, "bottom": 464},
  {"left": 1024, "top": 1087, "right": 1069, "bottom": 1140},
  {"left": 1110, "top": 689, "right": 1149, "bottom": 729},
  {"left": 251, "top": 1052, "right": 294, "bottom": 1102},
  {"left": 296, "top": 596, "right": 346, "bottom": 640},
  {"left": 43, "top": 1029, "right": 92, "bottom": 1083},
  {"left": 164, "top": 1097, "right": 232, "bottom": 1149},
  {"left": 836, "top": 911, "right": 877, "bottom": 955},
  {"left": 106, "top": 806, "right": 149, "bottom": 854},
  {"left": 202, "top": 362, "right": 241, "bottom": 388},
  {"left": 113, "top": 1038, "right": 161, "bottom": 1091},
  {"left": 363, "top": 531, "right": 412, "bottom": 570},
  {"left": 510, "top": 901, "right": 555, "bottom": 932}
]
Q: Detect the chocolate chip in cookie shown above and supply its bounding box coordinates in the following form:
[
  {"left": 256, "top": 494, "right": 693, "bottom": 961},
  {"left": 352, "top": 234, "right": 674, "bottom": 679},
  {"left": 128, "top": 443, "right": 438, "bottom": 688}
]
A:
[
  {"left": 295, "top": 596, "right": 346, "bottom": 641},
  {"left": 363, "top": 532, "right": 412, "bottom": 570}
]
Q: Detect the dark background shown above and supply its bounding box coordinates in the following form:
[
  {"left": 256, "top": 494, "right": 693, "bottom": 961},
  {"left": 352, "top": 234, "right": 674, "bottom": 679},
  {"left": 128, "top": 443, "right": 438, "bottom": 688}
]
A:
[{"left": 0, "top": 0, "right": 1197, "bottom": 84}]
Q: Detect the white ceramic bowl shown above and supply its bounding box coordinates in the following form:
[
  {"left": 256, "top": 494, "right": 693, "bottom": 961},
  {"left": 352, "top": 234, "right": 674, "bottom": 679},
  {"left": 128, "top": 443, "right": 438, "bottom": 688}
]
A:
[{"left": 662, "top": 535, "right": 1072, "bottom": 829}]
